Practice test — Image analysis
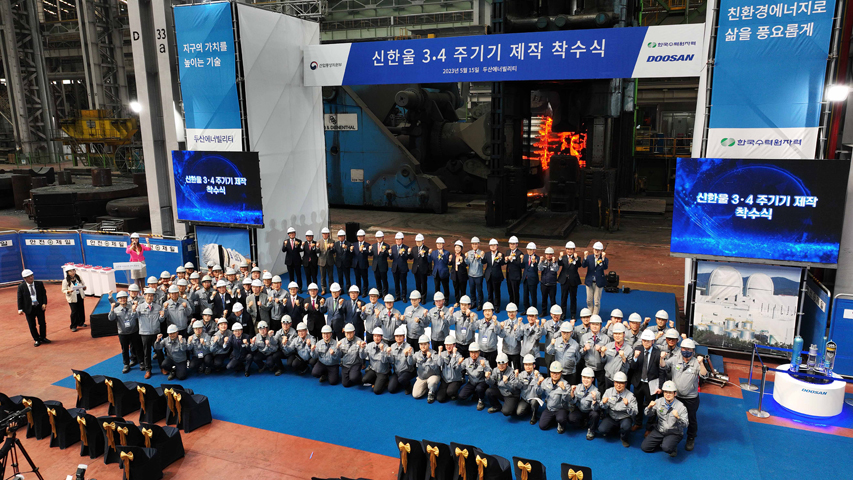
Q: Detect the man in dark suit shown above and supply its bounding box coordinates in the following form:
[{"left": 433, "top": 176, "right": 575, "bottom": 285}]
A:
[
  {"left": 504, "top": 237, "right": 524, "bottom": 308},
  {"left": 281, "top": 227, "right": 303, "bottom": 292},
  {"left": 630, "top": 329, "right": 662, "bottom": 431},
  {"left": 17, "top": 269, "right": 50, "bottom": 347},
  {"left": 411, "top": 234, "right": 430, "bottom": 301},
  {"left": 390, "top": 232, "right": 409, "bottom": 301},
  {"left": 352, "top": 230, "right": 371, "bottom": 296},
  {"left": 482, "top": 239, "right": 505, "bottom": 312},
  {"left": 582, "top": 241, "right": 609, "bottom": 315},
  {"left": 302, "top": 230, "right": 319, "bottom": 288},
  {"left": 281, "top": 281, "right": 304, "bottom": 327},
  {"left": 370, "top": 231, "right": 391, "bottom": 297},
  {"left": 333, "top": 230, "right": 352, "bottom": 290},
  {"left": 211, "top": 280, "right": 235, "bottom": 319},
  {"left": 557, "top": 241, "right": 583, "bottom": 320},
  {"left": 449, "top": 240, "right": 468, "bottom": 304},
  {"left": 303, "top": 287, "right": 327, "bottom": 339},
  {"left": 429, "top": 238, "right": 450, "bottom": 301},
  {"left": 521, "top": 243, "right": 540, "bottom": 311}
]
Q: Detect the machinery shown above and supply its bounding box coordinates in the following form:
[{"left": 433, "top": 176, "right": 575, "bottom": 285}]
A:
[{"left": 58, "top": 109, "right": 142, "bottom": 172}]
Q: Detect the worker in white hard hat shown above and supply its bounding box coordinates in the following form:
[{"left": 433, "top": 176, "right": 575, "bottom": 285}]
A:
[
  {"left": 485, "top": 353, "right": 520, "bottom": 415},
  {"left": 597, "top": 370, "right": 638, "bottom": 447},
  {"left": 412, "top": 334, "right": 441, "bottom": 403},
  {"left": 537, "top": 361, "right": 571, "bottom": 433},
  {"left": 569, "top": 367, "right": 602, "bottom": 439},
  {"left": 109, "top": 291, "right": 143, "bottom": 374},
  {"left": 660, "top": 337, "right": 702, "bottom": 451},
  {"left": 573, "top": 307, "right": 593, "bottom": 346},
  {"left": 505, "top": 236, "right": 524, "bottom": 308},
  {"left": 428, "top": 291, "right": 454, "bottom": 350},
  {"left": 464, "top": 237, "right": 485, "bottom": 310},
  {"left": 522, "top": 242, "right": 539, "bottom": 311},
  {"left": 237, "top": 262, "right": 251, "bottom": 282},
  {"left": 282, "top": 226, "right": 304, "bottom": 292},
  {"left": 246, "top": 279, "right": 273, "bottom": 331},
  {"left": 459, "top": 343, "right": 489, "bottom": 409},
  {"left": 155, "top": 324, "right": 189, "bottom": 380},
  {"left": 370, "top": 231, "right": 391, "bottom": 297},
  {"left": 335, "top": 285, "right": 366, "bottom": 340},
  {"left": 188, "top": 320, "right": 212, "bottom": 375},
  {"left": 281, "top": 281, "right": 304, "bottom": 334},
  {"left": 453, "top": 295, "right": 478, "bottom": 357},
  {"left": 318, "top": 227, "right": 335, "bottom": 294},
  {"left": 602, "top": 323, "right": 632, "bottom": 390},
  {"left": 631, "top": 328, "right": 663, "bottom": 432},
  {"left": 541, "top": 304, "right": 564, "bottom": 367},
  {"left": 661, "top": 329, "right": 684, "bottom": 358},
  {"left": 403, "top": 290, "right": 430, "bottom": 350},
  {"left": 377, "top": 294, "right": 402, "bottom": 345},
  {"left": 547, "top": 322, "right": 581, "bottom": 385},
  {"left": 283, "top": 321, "right": 315, "bottom": 375},
  {"left": 311, "top": 325, "right": 342, "bottom": 384},
  {"left": 300, "top": 283, "right": 323, "bottom": 339},
  {"left": 436, "top": 335, "right": 465, "bottom": 402},
  {"left": 212, "top": 278, "right": 235, "bottom": 320},
  {"left": 175, "top": 266, "right": 187, "bottom": 281},
  {"left": 498, "top": 303, "right": 522, "bottom": 369},
  {"left": 580, "top": 315, "right": 610, "bottom": 388},
  {"left": 387, "top": 325, "right": 416, "bottom": 394},
  {"left": 198, "top": 308, "right": 216, "bottom": 336},
  {"left": 582, "top": 241, "right": 609, "bottom": 315},
  {"left": 250, "top": 321, "right": 281, "bottom": 375},
  {"left": 137, "top": 288, "right": 165, "bottom": 378},
  {"left": 641, "top": 380, "right": 689, "bottom": 457},
  {"left": 538, "top": 247, "right": 560, "bottom": 314},
  {"left": 449, "top": 239, "right": 468, "bottom": 305},
  {"left": 625, "top": 313, "right": 645, "bottom": 347},
  {"left": 334, "top": 229, "right": 353, "bottom": 291},
  {"left": 557, "top": 241, "right": 582, "bottom": 320},
  {"left": 411, "top": 234, "right": 430, "bottom": 301},
  {"left": 483, "top": 239, "right": 505, "bottom": 312},
  {"left": 520, "top": 307, "right": 545, "bottom": 368},
  {"left": 604, "top": 309, "right": 624, "bottom": 337},
  {"left": 390, "top": 232, "right": 409, "bottom": 301},
  {"left": 476, "top": 302, "right": 501, "bottom": 367},
  {"left": 352, "top": 229, "right": 371, "bottom": 296},
  {"left": 224, "top": 323, "right": 254, "bottom": 376},
  {"left": 162, "top": 284, "right": 192, "bottom": 336},
  {"left": 338, "top": 324, "right": 366, "bottom": 388},
  {"left": 429, "top": 237, "right": 451, "bottom": 303},
  {"left": 302, "top": 230, "right": 319, "bottom": 287},
  {"left": 196, "top": 275, "right": 215, "bottom": 319},
  {"left": 516, "top": 354, "right": 544, "bottom": 423},
  {"left": 361, "top": 327, "right": 391, "bottom": 394},
  {"left": 360, "top": 288, "right": 382, "bottom": 342}
]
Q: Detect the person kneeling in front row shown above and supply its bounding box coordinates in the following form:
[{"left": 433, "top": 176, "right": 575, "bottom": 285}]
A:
[
  {"left": 641, "top": 380, "right": 688, "bottom": 457},
  {"left": 569, "top": 367, "right": 601, "bottom": 440},
  {"left": 362, "top": 327, "right": 392, "bottom": 393},
  {"left": 412, "top": 334, "right": 441, "bottom": 403},
  {"left": 458, "top": 343, "right": 489, "bottom": 410},
  {"left": 312, "top": 325, "right": 342, "bottom": 385},
  {"left": 155, "top": 324, "right": 189, "bottom": 380},
  {"left": 597, "top": 371, "right": 638, "bottom": 447}
]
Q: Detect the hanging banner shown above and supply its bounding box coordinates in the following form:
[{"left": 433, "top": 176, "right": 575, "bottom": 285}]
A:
[
  {"left": 19, "top": 231, "right": 84, "bottom": 281},
  {"left": 0, "top": 231, "right": 22, "bottom": 285},
  {"left": 174, "top": 2, "right": 242, "bottom": 151},
  {"left": 706, "top": 0, "right": 837, "bottom": 159},
  {"left": 304, "top": 24, "right": 706, "bottom": 86},
  {"left": 143, "top": 237, "right": 195, "bottom": 280}
]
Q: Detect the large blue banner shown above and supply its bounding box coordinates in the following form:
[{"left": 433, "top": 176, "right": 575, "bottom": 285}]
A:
[
  {"left": 196, "top": 225, "right": 252, "bottom": 269},
  {"left": 0, "top": 231, "right": 22, "bottom": 285},
  {"left": 19, "top": 232, "right": 84, "bottom": 281},
  {"left": 81, "top": 233, "right": 132, "bottom": 285},
  {"left": 707, "top": 0, "right": 837, "bottom": 158},
  {"left": 304, "top": 24, "right": 705, "bottom": 86},
  {"left": 174, "top": 2, "right": 241, "bottom": 151},
  {"left": 144, "top": 237, "right": 195, "bottom": 281}
]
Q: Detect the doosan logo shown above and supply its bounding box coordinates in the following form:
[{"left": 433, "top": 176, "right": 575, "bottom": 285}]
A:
[
  {"left": 720, "top": 138, "right": 736, "bottom": 147},
  {"left": 647, "top": 42, "right": 657, "bottom": 48},
  {"left": 647, "top": 54, "right": 695, "bottom": 62},
  {"left": 801, "top": 388, "right": 828, "bottom": 395},
  {"left": 310, "top": 61, "right": 318, "bottom": 70}
]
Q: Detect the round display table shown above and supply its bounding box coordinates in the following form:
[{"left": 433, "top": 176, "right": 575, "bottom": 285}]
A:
[{"left": 772, "top": 363, "right": 845, "bottom": 417}]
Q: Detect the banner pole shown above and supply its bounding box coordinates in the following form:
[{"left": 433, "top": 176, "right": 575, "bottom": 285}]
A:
[
  {"left": 796, "top": 267, "right": 808, "bottom": 337},
  {"left": 740, "top": 344, "right": 759, "bottom": 391},
  {"left": 748, "top": 365, "right": 771, "bottom": 418}
]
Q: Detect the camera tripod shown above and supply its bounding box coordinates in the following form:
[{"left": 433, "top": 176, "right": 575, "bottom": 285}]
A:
[{"left": 0, "top": 427, "right": 44, "bottom": 480}]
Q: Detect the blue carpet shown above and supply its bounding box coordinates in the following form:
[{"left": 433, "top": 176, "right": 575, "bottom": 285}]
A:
[{"left": 740, "top": 377, "right": 853, "bottom": 429}]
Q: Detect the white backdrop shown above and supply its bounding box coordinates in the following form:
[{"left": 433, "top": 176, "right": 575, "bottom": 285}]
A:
[{"left": 237, "top": 5, "right": 328, "bottom": 274}]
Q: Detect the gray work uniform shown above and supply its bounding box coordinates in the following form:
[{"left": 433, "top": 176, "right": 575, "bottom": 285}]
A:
[
  {"left": 196, "top": 287, "right": 214, "bottom": 314},
  {"left": 312, "top": 339, "right": 341, "bottom": 366},
  {"left": 453, "top": 311, "right": 478, "bottom": 346},
  {"left": 246, "top": 293, "right": 272, "bottom": 328},
  {"left": 646, "top": 324, "right": 670, "bottom": 347},
  {"left": 602, "top": 341, "right": 632, "bottom": 381},
  {"left": 486, "top": 366, "right": 518, "bottom": 397},
  {"left": 429, "top": 306, "right": 455, "bottom": 344},
  {"left": 645, "top": 398, "right": 689, "bottom": 434},
  {"left": 411, "top": 349, "right": 441, "bottom": 398},
  {"left": 361, "top": 302, "right": 382, "bottom": 337},
  {"left": 572, "top": 323, "right": 590, "bottom": 344},
  {"left": 538, "top": 378, "right": 570, "bottom": 411},
  {"left": 519, "top": 321, "right": 545, "bottom": 357},
  {"left": 517, "top": 371, "right": 541, "bottom": 402},
  {"left": 389, "top": 342, "right": 414, "bottom": 373},
  {"left": 362, "top": 342, "right": 391, "bottom": 374},
  {"left": 462, "top": 356, "right": 488, "bottom": 384},
  {"left": 476, "top": 318, "right": 500, "bottom": 353},
  {"left": 624, "top": 327, "right": 644, "bottom": 348},
  {"left": 251, "top": 333, "right": 280, "bottom": 356},
  {"left": 274, "top": 327, "right": 297, "bottom": 349},
  {"left": 403, "top": 304, "right": 430, "bottom": 340},
  {"left": 499, "top": 320, "right": 523, "bottom": 356},
  {"left": 287, "top": 334, "right": 315, "bottom": 361},
  {"left": 662, "top": 355, "right": 700, "bottom": 398},
  {"left": 378, "top": 307, "right": 403, "bottom": 342},
  {"left": 572, "top": 383, "right": 600, "bottom": 412},
  {"left": 136, "top": 301, "right": 164, "bottom": 336},
  {"left": 188, "top": 332, "right": 211, "bottom": 359},
  {"left": 209, "top": 330, "right": 233, "bottom": 355},
  {"left": 601, "top": 387, "right": 638, "bottom": 420},
  {"left": 154, "top": 336, "right": 189, "bottom": 363},
  {"left": 546, "top": 336, "right": 581, "bottom": 376},
  {"left": 542, "top": 319, "right": 563, "bottom": 349},
  {"left": 580, "top": 331, "right": 610, "bottom": 371},
  {"left": 108, "top": 305, "right": 139, "bottom": 335},
  {"left": 338, "top": 337, "right": 363, "bottom": 367},
  {"left": 438, "top": 350, "right": 464, "bottom": 382},
  {"left": 465, "top": 250, "right": 485, "bottom": 277},
  {"left": 162, "top": 298, "right": 192, "bottom": 332}
]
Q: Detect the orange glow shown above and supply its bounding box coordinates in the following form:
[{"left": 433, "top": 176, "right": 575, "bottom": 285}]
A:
[{"left": 525, "top": 116, "right": 586, "bottom": 169}]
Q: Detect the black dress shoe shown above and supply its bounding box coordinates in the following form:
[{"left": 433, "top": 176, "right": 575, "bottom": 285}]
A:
[
  {"left": 71, "top": 327, "right": 78, "bottom": 332},
  {"left": 40, "top": 338, "right": 52, "bottom": 344},
  {"left": 34, "top": 341, "right": 41, "bottom": 347},
  {"left": 122, "top": 365, "right": 131, "bottom": 374}
]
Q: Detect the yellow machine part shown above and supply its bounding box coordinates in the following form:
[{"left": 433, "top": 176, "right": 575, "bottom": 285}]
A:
[{"left": 60, "top": 110, "right": 139, "bottom": 145}]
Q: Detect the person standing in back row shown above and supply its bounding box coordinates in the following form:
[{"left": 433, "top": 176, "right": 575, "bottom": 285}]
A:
[
  {"left": 582, "top": 241, "right": 608, "bottom": 315},
  {"left": 61, "top": 265, "right": 87, "bottom": 332},
  {"left": 282, "top": 227, "right": 303, "bottom": 292},
  {"left": 17, "top": 269, "right": 50, "bottom": 347}
]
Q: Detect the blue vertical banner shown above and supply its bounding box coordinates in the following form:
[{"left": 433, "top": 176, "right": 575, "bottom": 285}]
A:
[
  {"left": 0, "top": 231, "right": 22, "bottom": 284},
  {"left": 19, "top": 232, "right": 84, "bottom": 281},
  {"left": 707, "top": 0, "right": 837, "bottom": 159},
  {"left": 174, "top": 2, "right": 242, "bottom": 151}
]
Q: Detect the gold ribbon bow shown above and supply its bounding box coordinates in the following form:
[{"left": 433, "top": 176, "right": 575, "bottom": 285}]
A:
[
  {"left": 137, "top": 386, "right": 147, "bottom": 414},
  {"left": 73, "top": 373, "right": 83, "bottom": 400},
  {"left": 77, "top": 416, "right": 88, "bottom": 446},
  {"left": 398, "top": 442, "right": 411, "bottom": 473},
  {"left": 105, "top": 379, "right": 115, "bottom": 406},
  {"left": 117, "top": 426, "right": 129, "bottom": 446},
  {"left": 173, "top": 392, "right": 183, "bottom": 422},
  {"left": 46, "top": 408, "right": 57, "bottom": 437},
  {"left": 21, "top": 399, "right": 33, "bottom": 427},
  {"left": 103, "top": 422, "right": 116, "bottom": 450},
  {"left": 164, "top": 388, "right": 176, "bottom": 416},
  {"left": 120, "top": 451, "right": 134, "bottom": 478},
  {"left": 517, "top": 462, "right": 532, "bottom": 480},
  {"left": 475, "top": 455, "right": 488, "bottom": 480},
  {"left": 567, "top": 469, "right": 583, "bottom": 480},
  {"left": 455, "top": 448, "right": 469, "bottom": 480},
  {"left": 141, "top": 428, "right": 153, "bottom": 448},
  {"left": 426, "top": 445, "right": 440, "bottom": 478}
]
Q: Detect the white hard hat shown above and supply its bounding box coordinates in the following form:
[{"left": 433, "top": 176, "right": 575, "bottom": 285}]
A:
[
  {"left": 418, "top": 334, "right": 430, "bottom": 344},
  {"left": 272, "top": 275, "right": 282, "bottom": 283},
  {"left": 496, "top": 353, "right": 509, "bottom": 364},
  {"left": 506, "top": 303, "right": 518, "bottom": 312},
  {"left": 394, "top": 326, "right": 406, "bottom": 336},
  {"left": 282, "top": 315, "right": 292, "bottom": 324},
  {"left": 144, "top": 288, "right": 156, "bottom": 294},
  {"left": 321, "top": 325, "right": 333, "bottom": 334},
  {"left": 433, "top": 292, "right": 445, "bottom": 301},
  {"left": 526, "top": 307, "right": 539, "bottom": 316},
  {"left": 565, "top": 241, "right": 576, "bottom": 249},
  {"left": 309, "top": 283, "right": 319, "bottom": 290},
  {"left": 251, "top": 266, "right": 261, "bottom": 273},
  {"left": 681, "top": 339, "right": 696, "bottom": 349},
  {"left": 545, "top": 247, "right": 554, "bottom": 254},
  {"left": 233, "top": 303, "right": 243, "bottom": 312},
  {"left": 116, "top": 291, "right": 129, "bottom": 298},
  {"left": 471, "top": 237, "right": 480, "bottom": 243},
  {"left": 489, "top": 239, "right": 498, "bottom": 246},
  {"left": 459, "top": 295, "right": 471, "bottom": 304},
  {"left": 523, "top": 354, "right": 536, "bottom": 364},
  {"left": 305, "top": 230, "right": 314, "bottom": 236},
  {"left": 225, "top": 268, "right": 237, "bottom": 275},
  {"left": 444, "top": 335, "right": 456, "bottom": 345},
  {"left": 436, "top": 237, "right": 445, "bottom": 244},
  {"left": 251, "top": 279, "right": 263, "bottom": 287},
  {"left": 258, "top": 321, "right": 269, "bottom": 329},
  {"left": 482, "top": 302, "right": 494, "bottom": 311},
  {"left": 656, "top": 310, "right": 669, "bottom": 320},
  {"left": 287, "top": 227, "right": 296, "bottom": 233},
  {"left": 203, "top": 308, "right": 214, "bottom": 316},
  {"left": 344, "top": 324, "right": 355, "bottom": 333},
  {"left": 613, "top": 371, "right": 628, "bottom": 383},
  {"left": 409, "top": 290, "right": 421, "bottom": 300},
  {"left": 202, "top": 275, "right": 212, "bottom": 282},
  {"left": 147, "top": 276, "right": 158, "bottom": 283},
  {"left": 262, "top": 272, "right": 273, "bottom": 280},
  {"left": 217, "top": 318, "right": 228, "bottom": 324},
  {"left": 167, "top": 325, "right": 179, "bottom": 334},
  {"left": 560, "top": 323, "right": 572, "bottom": 333},
  {"left": 611, "top": 309, "right": 623, "bottom": 318},
  {"left": 384, "top": 294, "right": 395, "bottom": 303},
  {"left": 288, "top": 282, "right": 298, "bottom": 289},
  {"left": 550, "top": 305, "right": 563, "bottom": 315},
  {"left": 128, "top": 284, "right": 140, "bottom": 292},
  {"left": 526, "top": 242, "right": 536, "bottom": 250},
  {"left": 185, "top": 262, "right": 195, "bottom": 269},
  {"left": 357, "top": 229, "right": 366, "bottom": 236},
  {"left": 337, "top": 230, "right": 346, "bottom": 237},
  {"left": 415, "top": 234, "right": 424, "bottom": 241},
  {"left": 212, "top": 265, "right": 222, "bottom": 271},
  {"left": 612, "top": 323, "right": 626, "bottom": 334},
  {"left": 321, "top": 227, "right": 331, "bottom": 234},
  {"left": 662, "top": 380, "right": 677, "bottom": 392},
  {"left": 349, "top": 285, "right": 360, "bottom": 293},
  {"left": 369, "top": 288, "right": 380, "bottom": 296},
  {"left": 168, "top": 285, "right": 179, "bottom": 293},
  {"left": 590, "top": 315, "right": 602, "bottom": 324},
  {"left": 189, "top": 272, "right": 200, "bottom": 279},
  {"left": 641, "top": 330, "right": 655, "bottom": 341},
  {"left": 375, "top": 231, "right": 384, "bottom": 237},
  {"left": 130, "top": 232, "right": 140, "bottom": 239},
  {"left": 176, "top": 278, "right": 188, "bottom": 286},
  {"left": 469, "top": 343, "right": 480, "bottom": 352},
  {"left": 216, "top": 280, "right": 227, "bottom": 288},
  {"left": 371, "top": 327, "right": 383, "bottom": 335},
  {"left": 330, "top": 283, "right": 341, "bottom": 292},
  {"left": 455, "top": 240, "right": 464, "bottom": 247},
  {"left": 232, "top": 323, "right": 243, "bottom": 331},
  {"left": 242, "top": 278, "right": 252, "bottom": 285},
  {"left": 593, "top": 241, "right": 604, "bottom": 250},
  {"left": 509, "top": 236, "right": 519, "bottom": 243},
  {"left": 550, "top": 361, "right": 563, "bottom": 373},
  {"left": 296, "top": 322, "right": 308, "bottom": 330},
  {"left": 160, "top": 271, "right": 171, "bottom": 278},
  {"left": 582, "top": 367, "right": 595, "bottom": 377},
  {"left": 629, "top": 313, "right": 642, "bottom": 323},
  {"left": 665, "top": 329, "right": 680, "bottom": 339},
  {"left": 395, "top": 232, "right": 404, "bottom": 239},
  {"left": 580, "top": 308, "right": 592, "bottom": 317},
  {"left": 176, "top": 266, "right": 186, "bottom": 273}
]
